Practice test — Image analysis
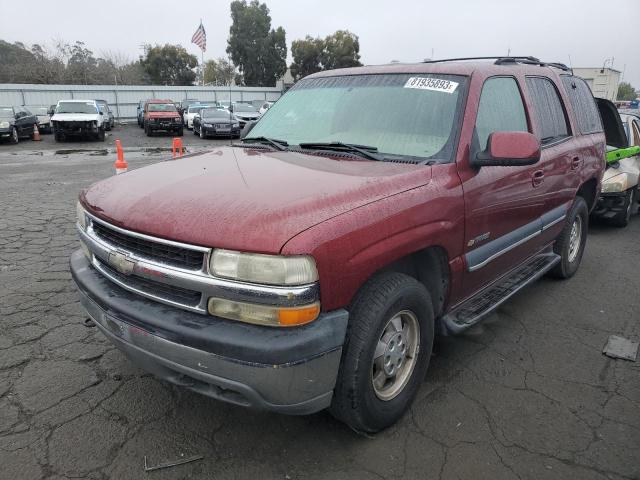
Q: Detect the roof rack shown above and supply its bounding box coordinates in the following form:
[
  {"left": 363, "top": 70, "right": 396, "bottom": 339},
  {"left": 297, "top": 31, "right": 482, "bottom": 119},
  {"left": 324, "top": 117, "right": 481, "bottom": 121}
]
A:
[{"left": 422, "top": 56, "right": 571, "bottom": 72}]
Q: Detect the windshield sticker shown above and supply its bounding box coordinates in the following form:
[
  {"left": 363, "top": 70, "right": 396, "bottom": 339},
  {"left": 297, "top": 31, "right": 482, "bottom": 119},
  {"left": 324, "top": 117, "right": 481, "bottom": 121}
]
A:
[{"left": 404, "top": 77, "right": 458, "bottom": 93}]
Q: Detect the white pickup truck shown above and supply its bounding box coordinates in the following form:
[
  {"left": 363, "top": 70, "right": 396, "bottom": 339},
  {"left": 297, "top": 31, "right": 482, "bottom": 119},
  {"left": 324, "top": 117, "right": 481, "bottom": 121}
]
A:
[{"left": 51, "top": 100, "right": 106, "bottom": 142}]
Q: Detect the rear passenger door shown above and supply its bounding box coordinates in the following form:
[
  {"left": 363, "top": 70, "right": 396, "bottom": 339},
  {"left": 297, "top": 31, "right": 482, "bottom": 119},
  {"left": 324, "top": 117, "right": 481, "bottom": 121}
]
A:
[{"left": 524, "top": 76, "right": 577, "bottom": 244}]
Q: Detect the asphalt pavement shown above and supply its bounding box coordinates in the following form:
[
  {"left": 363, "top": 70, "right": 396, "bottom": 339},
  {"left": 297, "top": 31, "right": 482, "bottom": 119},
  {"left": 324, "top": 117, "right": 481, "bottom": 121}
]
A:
[{"left": 0, "top": 129, "right": 639, "bottom": 479}]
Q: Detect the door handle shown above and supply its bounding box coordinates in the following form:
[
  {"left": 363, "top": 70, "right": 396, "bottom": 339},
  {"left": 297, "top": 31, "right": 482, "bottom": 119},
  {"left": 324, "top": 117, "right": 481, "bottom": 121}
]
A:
[
  {"left": 571, "top": 156, "right": 581, "bottom": 171},
  {"left": 532, "top": 170, "right": 545, "bottom": 187}
]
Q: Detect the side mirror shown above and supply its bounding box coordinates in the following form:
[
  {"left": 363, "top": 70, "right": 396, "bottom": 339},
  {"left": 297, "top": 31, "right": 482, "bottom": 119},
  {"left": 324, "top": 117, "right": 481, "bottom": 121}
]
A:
[
  {"left": 99, "top": 111, "right": 104, "bottom": 116},
  {"left": 240, "top": 121, "right": 256, "bottom": 139},
  {"left": 473, "top": 131, "right": 540, "bottom": 167}
]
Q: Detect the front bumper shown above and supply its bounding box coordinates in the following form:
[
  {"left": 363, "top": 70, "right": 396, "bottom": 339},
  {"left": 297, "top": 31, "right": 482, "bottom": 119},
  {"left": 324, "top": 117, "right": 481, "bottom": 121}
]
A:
[
  {"left": 0, "top": 127, "right": 12, "bottom": 138},
  {"left": 592, "top": 191, "right": 628, "bottom": 219},
  {"left": 148, "top": 121, "right": 182, "bottom": 132},
  {"left": 70, "top": 250, "right": 348, "bottom": 414},
  {"left": 201, "top": 125, "right": 241, "bottom": 136}
]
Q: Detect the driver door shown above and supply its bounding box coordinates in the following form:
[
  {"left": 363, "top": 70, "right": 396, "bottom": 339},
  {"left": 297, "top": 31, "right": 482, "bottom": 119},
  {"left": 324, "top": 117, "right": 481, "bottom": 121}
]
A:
[{"left": 458, "top": 76, "right": 546, "bottom": 298}]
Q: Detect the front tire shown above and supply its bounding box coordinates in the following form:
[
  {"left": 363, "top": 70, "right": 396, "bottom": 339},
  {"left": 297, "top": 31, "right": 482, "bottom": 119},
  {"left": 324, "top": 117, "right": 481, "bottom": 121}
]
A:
[
  {"left": 330, "top": 272, "right": 434, "bottom": 433},
  {"left": 9, "top": 127, "right": 19, "bottom": 144},
  {"left": 96, "top": 129, "right": 105, "bottom": 142},
  {"left": 199, "top": 127, "right": 206, "bottom": 139},
  {"left": 549, "top": 197, "right": 589, "bottom": 279}
]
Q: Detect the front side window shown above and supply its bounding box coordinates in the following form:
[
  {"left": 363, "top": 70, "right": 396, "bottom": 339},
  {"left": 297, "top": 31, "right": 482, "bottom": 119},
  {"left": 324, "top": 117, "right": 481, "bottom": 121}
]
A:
[
  {"left": 247, "top": 73, "right": 467, "bottom": 162},
  {"left": 561, "top": 76, "right": 603, "bottom": 135},
  {"left": 475, "top": 77, "right": 528, "bottom": 150},
  {"left": 526, "top": 76, "right": 570, "bottom": 144}
]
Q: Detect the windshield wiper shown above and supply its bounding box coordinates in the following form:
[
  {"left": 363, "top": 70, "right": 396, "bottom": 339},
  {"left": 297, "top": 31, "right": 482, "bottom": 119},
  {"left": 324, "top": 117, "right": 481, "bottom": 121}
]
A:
[
  {"left": 242, "top": 136, "right": 288, "bottom": 151},
  {"left": 298, "top": 142, "right": 383, "bottom": 161}
]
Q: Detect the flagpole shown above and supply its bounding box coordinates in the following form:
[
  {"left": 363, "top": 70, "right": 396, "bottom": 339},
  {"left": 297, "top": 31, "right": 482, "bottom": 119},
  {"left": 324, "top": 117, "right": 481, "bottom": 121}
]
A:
[{"left": 201, "top": 49, "right": 204, "bottom": 87}]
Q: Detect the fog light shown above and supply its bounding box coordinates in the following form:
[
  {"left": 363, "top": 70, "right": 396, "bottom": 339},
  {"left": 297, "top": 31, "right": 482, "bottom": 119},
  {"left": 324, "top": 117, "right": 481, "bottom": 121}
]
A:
[{"left": 207, "top": 298, "right": 320, "bottom": 327}]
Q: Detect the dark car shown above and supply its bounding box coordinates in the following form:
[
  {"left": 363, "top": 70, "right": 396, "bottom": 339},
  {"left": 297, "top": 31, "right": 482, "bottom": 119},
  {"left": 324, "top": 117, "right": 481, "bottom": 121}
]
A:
[
  {"left": 178, "top": 99, "right": 200, "bottom": 118},
  {"left": 95, "top": 100, "right": 115, "bottom": 131},
  {"left": 137, "top": 100, "right": 152, "bottom": 128},
  {"left": 0, "top": 106, "right": 38, "bottom": 144},
  {"left": 193, "top": 108, "right": 241, "bottom": 138}
]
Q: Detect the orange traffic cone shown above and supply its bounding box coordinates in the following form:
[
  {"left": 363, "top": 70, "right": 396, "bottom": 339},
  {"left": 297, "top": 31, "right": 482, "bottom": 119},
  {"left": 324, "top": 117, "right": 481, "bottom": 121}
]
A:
[
  {"left": 114, "top": 139, "right": 128, "bottom": 174},
  {"left": 32, "top": 124, "right": 41, "bottom": 141},
  {"left": 172, "top": 137, "right": 183, "bottom": 159}
]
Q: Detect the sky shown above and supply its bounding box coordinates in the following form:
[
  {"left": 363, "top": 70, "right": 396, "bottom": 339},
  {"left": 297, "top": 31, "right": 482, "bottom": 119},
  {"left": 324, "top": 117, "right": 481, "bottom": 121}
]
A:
[{"left": 1, "top": 0, "right": 639, "bottom": 87}]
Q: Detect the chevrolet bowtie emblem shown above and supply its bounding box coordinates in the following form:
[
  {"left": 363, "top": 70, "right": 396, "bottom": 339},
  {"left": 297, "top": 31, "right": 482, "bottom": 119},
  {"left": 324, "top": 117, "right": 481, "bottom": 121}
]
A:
[{"left": 108, "top": 251, "right": 136, "bottom": 275}]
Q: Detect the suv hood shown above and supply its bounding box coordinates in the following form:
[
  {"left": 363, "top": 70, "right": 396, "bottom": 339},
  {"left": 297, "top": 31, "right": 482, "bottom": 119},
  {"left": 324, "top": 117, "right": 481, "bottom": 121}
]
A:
[
  {"left": 81, "top": 147, "right": 432, "bottom": 253},
  {"left": 52, "top": 113, "right": 100, "bottom": 122}
]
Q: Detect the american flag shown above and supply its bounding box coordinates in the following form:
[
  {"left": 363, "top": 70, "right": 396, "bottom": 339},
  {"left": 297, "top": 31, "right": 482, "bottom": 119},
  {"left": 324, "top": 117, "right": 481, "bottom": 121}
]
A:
[{"left": 191, "top": 22, "right": 206, "bottom": 52}]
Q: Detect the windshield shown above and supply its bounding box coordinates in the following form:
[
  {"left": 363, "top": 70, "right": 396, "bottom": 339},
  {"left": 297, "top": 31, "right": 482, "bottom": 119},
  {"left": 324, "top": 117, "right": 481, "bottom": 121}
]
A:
[
  {"left": 27, "top": 106, "right": 48, "bottom": 115},
  {"left": 148, "top": 103, "right": 178, "bottom": 113},
  {"left": 234, "top": 104, "right": 257, "bottom": 113},
  {"left": 203, "top": 109, "right": 232, "bottom": 119},
  {"left": 56, "top": 102, "right": 98, "bottom": 114},
  {"left": 247, "top": 73, "right": 467, "bottom": 161},
  {"left": 0, "top": 107, "right": 14, "bottom": 118}
]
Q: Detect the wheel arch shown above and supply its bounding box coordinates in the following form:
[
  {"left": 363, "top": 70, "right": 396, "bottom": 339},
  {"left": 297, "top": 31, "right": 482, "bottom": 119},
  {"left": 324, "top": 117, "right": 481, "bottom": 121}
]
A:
[
  {"left": 374, "top": 245, "right": 450, "bottom": 319},
  {"left": 577, "top": 177, "right": 599, "bottom": 212}
]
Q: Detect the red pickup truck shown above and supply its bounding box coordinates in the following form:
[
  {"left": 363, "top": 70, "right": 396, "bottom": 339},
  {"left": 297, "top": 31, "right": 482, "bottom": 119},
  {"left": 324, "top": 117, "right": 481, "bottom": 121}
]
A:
[{"left": 71, "top": 57, "right": 613, "bottom": 433}]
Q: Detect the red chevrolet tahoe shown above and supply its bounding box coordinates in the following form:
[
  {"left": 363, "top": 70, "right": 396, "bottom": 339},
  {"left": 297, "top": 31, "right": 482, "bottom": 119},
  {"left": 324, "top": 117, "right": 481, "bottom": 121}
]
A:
[{"left": 71, "top": 57, "right": 608, "bottom": 433}]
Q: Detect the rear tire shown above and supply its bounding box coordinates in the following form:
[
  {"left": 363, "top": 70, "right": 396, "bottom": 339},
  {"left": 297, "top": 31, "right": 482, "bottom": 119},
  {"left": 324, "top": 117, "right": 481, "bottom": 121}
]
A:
[
  {"left": 610, "top": 189, "right": 635, "bottom": 228},
  {"left": 549, "top": 197, "right": 588, "bottom": 279},
  {"left": 330, "top": 272, "right": 434, "bottom": 433},
  {"left": 177, "top": 128, "right": 183, "bottom": 137}
]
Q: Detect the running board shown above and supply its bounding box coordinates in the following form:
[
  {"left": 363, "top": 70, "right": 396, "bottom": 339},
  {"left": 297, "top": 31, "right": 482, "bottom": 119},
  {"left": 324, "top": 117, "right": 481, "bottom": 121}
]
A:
[{"left": 442, "top": 252, "right": 560, "bottom": 334}]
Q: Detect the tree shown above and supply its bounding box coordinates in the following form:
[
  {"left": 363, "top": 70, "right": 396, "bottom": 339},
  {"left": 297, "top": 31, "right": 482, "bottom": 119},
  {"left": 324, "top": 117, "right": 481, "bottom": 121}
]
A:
[
  {"left": 227, "top": 0, "right": 287, "bottom": 86},
  {"left": 617, "top": 81, "right": 637, "bottom": 101},
  {"left": 140, "top": 44, "right": 198, "bottom": 85},
  {"left": 64, "top": 41, "right": 98, "bottom": 84},
  {"left": 290, "top": 36, "right": 324, "bottom": 80},
  {"left": 203, "top": 58, "right": 236, "bottom": 85},
  {"left": 321, "top": 30, "right": 362, "bottom": 71}
]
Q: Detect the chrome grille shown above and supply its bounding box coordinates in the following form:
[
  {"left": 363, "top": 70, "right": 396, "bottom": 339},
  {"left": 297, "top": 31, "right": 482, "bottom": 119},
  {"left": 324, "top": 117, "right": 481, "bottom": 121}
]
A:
[
  {"left": 97, "top": 259, "right": 202, "bottom": 307},
  {"left": 92, "top": 221, "right": 205, "bottom": 270}
]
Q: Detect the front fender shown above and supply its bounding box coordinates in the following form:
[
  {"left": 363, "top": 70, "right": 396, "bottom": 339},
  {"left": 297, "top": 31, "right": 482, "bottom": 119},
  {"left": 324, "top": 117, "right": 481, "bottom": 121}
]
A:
[{"left": 281, "top": 163, "right": 465, "bottom": 311}]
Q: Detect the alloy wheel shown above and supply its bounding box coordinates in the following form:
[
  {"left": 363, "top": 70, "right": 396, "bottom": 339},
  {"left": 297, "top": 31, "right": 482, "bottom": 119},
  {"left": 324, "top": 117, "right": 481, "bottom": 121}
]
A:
[{"left": 371, "top": 310, "right": 420, "bottom": 401}]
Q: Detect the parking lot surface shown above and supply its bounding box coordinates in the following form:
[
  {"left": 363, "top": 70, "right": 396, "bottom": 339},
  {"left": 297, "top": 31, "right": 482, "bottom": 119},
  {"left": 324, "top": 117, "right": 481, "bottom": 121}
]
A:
[{"left": 1, "top": 135, "right": 639, "bottom": 480}]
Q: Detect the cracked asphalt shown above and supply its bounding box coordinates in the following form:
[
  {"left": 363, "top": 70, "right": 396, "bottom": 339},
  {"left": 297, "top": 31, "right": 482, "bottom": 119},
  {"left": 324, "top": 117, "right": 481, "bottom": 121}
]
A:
[{"left": 1, "top": 127, "right": 639, "bottom": 479}]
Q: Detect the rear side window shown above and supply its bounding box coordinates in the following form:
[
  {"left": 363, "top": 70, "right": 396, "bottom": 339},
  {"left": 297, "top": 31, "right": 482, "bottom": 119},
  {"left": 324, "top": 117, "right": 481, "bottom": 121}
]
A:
[
  {"left": 561, "top": 76, "right": 603, "bottom": 134},
  {"left": 525, "top": 77, "right": 570, "bottom": 144},
  {"left": 475, "top": 77, "right": 528, "bottom": 150}
]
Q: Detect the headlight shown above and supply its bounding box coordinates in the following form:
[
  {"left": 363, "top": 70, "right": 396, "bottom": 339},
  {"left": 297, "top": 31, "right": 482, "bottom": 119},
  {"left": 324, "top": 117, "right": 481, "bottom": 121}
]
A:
[
  {"left": 601, "top": 173, "right": 631, "bottom": 193},
  {"left": 203, "top": 123, "right": 212, "bottom": 128},
  {"left": 76, "top": 201, "right": 87, "bottom": 230},
  {"left": 208, "top": 298, "right": 320, "bottom": 326},
  {"left": 233, "top": 123, "right": 240, "bottom": 128},
  {"left": 210, "top": 249, "right": 318, "bottom": 286},
  {"left": 0, "top": 121, "right": 9, "bottom": 128},
  {"left": 174, "top": 117, "right": 180, "bottom": 122}
]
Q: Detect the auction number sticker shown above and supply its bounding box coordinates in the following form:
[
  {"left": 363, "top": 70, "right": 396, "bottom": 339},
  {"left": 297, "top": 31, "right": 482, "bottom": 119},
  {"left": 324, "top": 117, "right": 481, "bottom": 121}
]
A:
[{"left": 404, "top": 77, "right": 458, "bottom": 93}]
